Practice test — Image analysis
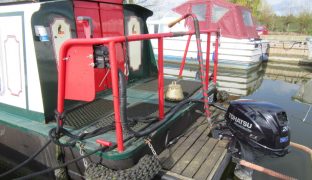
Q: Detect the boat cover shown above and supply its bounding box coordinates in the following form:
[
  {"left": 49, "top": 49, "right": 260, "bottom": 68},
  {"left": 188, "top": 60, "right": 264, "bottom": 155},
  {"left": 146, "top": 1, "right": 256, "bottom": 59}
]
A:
[
  {"left": 0, "top": 0, "right": 124, "bottom": 4},
  {"left": 173, "top": 0, "right": 258, "bottom": 39}
]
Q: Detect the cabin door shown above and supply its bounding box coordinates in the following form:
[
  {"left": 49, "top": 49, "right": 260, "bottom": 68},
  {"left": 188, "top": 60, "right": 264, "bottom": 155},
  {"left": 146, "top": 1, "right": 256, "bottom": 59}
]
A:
[
  {"left": 0, "top": 28, "right": 4, "bottom": 96},
  {"left": 0, "top": 14, "right": 26, "bottom": 109}
]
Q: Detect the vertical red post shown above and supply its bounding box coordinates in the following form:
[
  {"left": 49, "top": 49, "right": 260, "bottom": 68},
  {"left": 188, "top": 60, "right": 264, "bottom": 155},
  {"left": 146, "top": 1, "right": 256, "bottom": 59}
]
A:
[
  {"left": 213, "top": 33, "right": 219, "bottom": 83},
  {"left": 205, "top": 32, "right": 211, "bottom": 90},
  {"left": 109, "top": 42, "right": 124, "bottom": 152},
  {"left": 57, "top": 47, "right": 67, "bottom": 127},
  {"left": 158, "top": 38, "right": 164, "bottom": 120},
  {"left": 179, "top": 35, "right": 192, "bottom": 77}
]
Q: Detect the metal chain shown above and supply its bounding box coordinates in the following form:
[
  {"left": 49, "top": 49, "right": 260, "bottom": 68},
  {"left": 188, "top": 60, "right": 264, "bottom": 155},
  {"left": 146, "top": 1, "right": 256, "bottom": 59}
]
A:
[
  {"left": 77, "top": 141, "right": 88, "bottom": 168},
  {"left": 144, "top": 138, "right": 158, "bottom": 159}
]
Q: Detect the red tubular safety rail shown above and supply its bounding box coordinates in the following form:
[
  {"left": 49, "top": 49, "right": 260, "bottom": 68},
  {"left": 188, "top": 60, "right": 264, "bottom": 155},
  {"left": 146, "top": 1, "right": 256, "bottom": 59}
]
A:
[
  {"left": 178, "top": 31, "right": 220, "bottom": 91},
  {"left": 57, "top": 30, "right": 220, "bottom": 153}
]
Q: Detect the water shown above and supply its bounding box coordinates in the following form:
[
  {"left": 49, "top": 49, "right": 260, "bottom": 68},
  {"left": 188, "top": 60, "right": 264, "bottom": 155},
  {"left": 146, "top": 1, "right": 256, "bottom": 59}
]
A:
[{"left": 230, "top": 63, "right": 312, "bottom": 179}]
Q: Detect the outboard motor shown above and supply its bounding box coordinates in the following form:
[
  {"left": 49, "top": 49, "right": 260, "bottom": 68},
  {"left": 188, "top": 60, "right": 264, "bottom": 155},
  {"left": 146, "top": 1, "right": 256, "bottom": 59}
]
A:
[
  {"left": 214, "top": 99, "right": 290, "bottom": 179},
  {"left": 225, "top": 100, "right": 290, "bottom": 156}
]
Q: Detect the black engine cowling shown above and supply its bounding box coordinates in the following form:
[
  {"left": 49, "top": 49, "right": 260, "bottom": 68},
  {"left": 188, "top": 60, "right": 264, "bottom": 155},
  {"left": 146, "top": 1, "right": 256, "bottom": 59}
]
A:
[{"left": 225, "top": 100, "right": 290, "bottom": 156}]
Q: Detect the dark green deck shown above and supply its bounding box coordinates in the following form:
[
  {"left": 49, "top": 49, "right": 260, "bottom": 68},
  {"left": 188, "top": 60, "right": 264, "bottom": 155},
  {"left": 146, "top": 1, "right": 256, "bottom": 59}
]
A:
[{"left": 0, "top": 77, "right": 215, "bottom": 163}]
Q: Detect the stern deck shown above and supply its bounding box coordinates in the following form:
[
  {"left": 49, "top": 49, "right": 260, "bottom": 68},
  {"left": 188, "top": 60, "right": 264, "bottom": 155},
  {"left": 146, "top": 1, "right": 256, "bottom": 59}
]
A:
[{"left": 158, "top": 115, "right": 230, "bottom": 180}]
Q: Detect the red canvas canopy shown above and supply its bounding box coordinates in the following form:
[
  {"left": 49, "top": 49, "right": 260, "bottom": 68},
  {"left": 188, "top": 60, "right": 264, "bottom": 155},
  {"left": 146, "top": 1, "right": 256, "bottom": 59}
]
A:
[
  {"left": 173, "top": 0, "right": 258, "bottom": 39},
  {"left": 0, "top": 0, "right": 124, "bottom": 4},
  {"left": 74, "top": 0, "right": 123, "bottom": 4}
]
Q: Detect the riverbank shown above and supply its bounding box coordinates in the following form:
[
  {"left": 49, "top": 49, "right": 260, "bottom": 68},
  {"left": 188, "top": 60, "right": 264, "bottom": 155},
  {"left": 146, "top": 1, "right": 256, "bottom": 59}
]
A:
[{"left": 261, "top": 34, "right": 311, "bottom": 59}]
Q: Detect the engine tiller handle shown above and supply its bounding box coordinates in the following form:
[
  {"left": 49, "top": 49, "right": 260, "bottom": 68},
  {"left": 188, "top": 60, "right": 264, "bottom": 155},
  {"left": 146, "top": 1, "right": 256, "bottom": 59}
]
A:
[{"left": 168, "top": 16, "right": 185, "bottom": 28}]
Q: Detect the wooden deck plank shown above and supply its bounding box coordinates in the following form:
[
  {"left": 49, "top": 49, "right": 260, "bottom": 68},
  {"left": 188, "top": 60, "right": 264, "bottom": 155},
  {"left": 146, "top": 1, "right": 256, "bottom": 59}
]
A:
[
  {"left": 206, "top": 149, "right": 227, "bottom": 180},
  {"left": 162, "top": 118, "right": 208, "bottom": 169},
  {"left": 193, "top": 140, "right": 228, "bottom": 180},
  {"left": 169, "top": 117, "right": 206, "bottom": 153},
  {"left": 181, "top": 138, "right": 218, "bottom": 178},
  {"left": 159, "top": 118, "right": 204, "bottom": 163},
  {"left": 171, "top": 126, "right": 211, "bottom": 174},
  {"left": 159, "top": 170, "right": 194, "bottom": 180},
  {"left": 159, "top": 113, "right": 230, "bottom": 180}
]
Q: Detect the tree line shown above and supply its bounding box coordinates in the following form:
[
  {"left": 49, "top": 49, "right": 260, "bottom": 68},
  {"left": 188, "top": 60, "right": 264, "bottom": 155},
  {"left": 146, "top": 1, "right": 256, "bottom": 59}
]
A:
[{"left": 228, "top": 0, "right": 312, "bottom": 35}]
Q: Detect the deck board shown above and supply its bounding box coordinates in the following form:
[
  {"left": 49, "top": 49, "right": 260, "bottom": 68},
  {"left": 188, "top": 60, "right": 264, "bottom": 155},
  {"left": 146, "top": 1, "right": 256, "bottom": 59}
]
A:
[
  {"left": 161, "top": 117, "right": 208, "bottom": 170},
  {"left": 158, "top": 119, "right": 204, "bottom": 163},
  {"left": 160, "top": 115, "right": 229, "bottom": 180},
  {"left": 159, "top": 118, "right": 204, "bottom": 158},
  {"left": 193, "top": 141, "right": 227, "bottom": 180},
  {"left": 207, "top": 150, "right": 228, "bottom": 180},
  {"left": 181, "top": 138, "right": 218, "bottom": 178},
  {"left": 171, "top": 127, "right": 211, "bottom": 174}
]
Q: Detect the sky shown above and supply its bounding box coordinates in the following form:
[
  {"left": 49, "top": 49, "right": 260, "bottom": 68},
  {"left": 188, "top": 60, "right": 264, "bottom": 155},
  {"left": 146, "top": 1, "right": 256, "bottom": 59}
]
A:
[
  {"left": 136, "top": 0, "right": 312, "bottom": 18},
  {"left": 266, "top": 0, "right": 312, "bottom": 15}
]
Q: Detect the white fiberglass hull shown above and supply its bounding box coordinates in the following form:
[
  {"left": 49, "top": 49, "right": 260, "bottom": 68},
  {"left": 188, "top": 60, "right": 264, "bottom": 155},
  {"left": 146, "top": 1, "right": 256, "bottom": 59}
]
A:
[{"left": 151, "top": 35, "right": 268, "bottom": 70}]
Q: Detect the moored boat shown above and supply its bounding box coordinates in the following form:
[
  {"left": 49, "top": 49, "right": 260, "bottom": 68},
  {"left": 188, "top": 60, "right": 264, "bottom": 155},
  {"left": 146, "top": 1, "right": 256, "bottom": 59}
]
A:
[
  {"left": 146, "top": 0, "right": 269, "bottom": 75},
  {"left": 0, "top": 1, "right": 294, "bottom": 180},
  {"left": 0, "top": 0, "right": 219, "bottom": 179}
]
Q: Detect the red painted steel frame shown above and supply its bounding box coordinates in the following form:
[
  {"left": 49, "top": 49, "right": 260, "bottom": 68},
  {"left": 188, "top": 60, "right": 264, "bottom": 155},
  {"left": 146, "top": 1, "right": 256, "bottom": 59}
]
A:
[
  {"left": 57, "top": 29, "right": 219, "bottom": 152},
  {"left": 213, "top": 34, "right": 219, "bottom": 83},
  {"left": 178, "top": 35, "right": 192, "bottom": 77},
  {"left": 108, "top": 41, "right": 124, "bottom": 151},
  {"left": 205, "top": 33, "right": 211, "bottom": 90},
  {"left": 158, "top": 38, "right": 164, "bottom": 120}
]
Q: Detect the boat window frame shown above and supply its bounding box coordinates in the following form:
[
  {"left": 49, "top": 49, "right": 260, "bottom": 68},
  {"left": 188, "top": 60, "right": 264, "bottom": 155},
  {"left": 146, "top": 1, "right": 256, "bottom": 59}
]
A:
[
  {"left": 211, "top": 4, "right": 229, "bottom": 23},
  {"left": 242, "top": 9, "right": 253, "bottom": 27},
  {"left": 191, "top": 3, "right": 207, "bottom": 21}
]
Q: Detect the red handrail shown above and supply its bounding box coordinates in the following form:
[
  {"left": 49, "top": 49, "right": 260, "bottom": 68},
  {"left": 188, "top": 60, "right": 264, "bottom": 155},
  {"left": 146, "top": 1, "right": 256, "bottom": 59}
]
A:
[
  {"left": 57, "top": 29, "right": 220, "bottom": 152},
  {"left": 205, "top": 32, "right": 211, "bottom": 90},
  {"left": 178, "top": 34, "right": 192, "bottom": 77},
  {"left": 213, "top": 31, "right": 220, "bottom": 83},
  {"left": 108, "top": 41, "right": 124, "bottom": 151},
  {"left": 158, "top": 37, "right": 165, "bottom": 120}
]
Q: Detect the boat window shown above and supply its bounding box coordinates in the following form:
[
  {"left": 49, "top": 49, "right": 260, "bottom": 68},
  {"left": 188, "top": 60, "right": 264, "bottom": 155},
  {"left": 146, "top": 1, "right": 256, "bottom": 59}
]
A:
[
  {"left": 212, "top": 4, "right": 229, "bottom": 23},
  {"left": 256, "top": 27, "right": 263, "bottom": 31},
  {"left": 192, "top": 4, "right": 206, "bottom": 21},
  {"left": 242, "top": 10, "right": 253, "bottom": 26},
  {"left": 154, "top": 24, "right": 159, "bottom": 33}
]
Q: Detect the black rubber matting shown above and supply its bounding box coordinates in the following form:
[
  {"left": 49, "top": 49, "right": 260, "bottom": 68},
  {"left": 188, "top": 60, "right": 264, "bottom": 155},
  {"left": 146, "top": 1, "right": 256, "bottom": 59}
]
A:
[
  {"left": 92, "top": 102, "right": 170, "bottom": 137},
  {"left": 65, "top": 99, "right": 170, "bottom": 132},
  {"left": 133, "top": 79, "right": 202, "bottom": 98},
  {"left": 64, "top": 99, "right": 114, "bottom": 129}
]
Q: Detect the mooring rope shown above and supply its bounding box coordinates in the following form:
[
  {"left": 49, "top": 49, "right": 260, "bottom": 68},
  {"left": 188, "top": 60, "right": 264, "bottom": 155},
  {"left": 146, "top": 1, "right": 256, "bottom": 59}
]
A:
[
  {"left": 237, "top": 141, "right": 312, "bottom": 180},
  {"left": 238, "top": 159, "right": 297, "bottom": 180},
  {"left": 290, "top": 141, "right": 312, "bottom": 161}
]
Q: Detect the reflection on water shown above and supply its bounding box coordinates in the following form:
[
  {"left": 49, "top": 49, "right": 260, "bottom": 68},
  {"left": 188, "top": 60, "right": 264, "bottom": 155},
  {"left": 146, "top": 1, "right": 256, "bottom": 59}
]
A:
[
  {"left": 217, "top": 64, "right": 265, "bottom": 96},
  {"left": 232, "top": 62, "right": 312, "bottom": 179}
]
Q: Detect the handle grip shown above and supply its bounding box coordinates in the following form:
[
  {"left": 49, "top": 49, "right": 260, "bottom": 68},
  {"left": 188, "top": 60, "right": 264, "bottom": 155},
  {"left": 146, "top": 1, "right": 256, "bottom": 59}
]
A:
[{"left": 168, "top": 16, "right": 185, "bottom": 28}]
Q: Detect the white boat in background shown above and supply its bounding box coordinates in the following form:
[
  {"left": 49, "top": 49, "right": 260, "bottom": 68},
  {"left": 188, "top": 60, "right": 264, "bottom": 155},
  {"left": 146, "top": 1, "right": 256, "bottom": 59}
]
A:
[
  {"left": 216, "top": 64, "right": 264, "bottom": 96},
  {"left": 146, "top": 0, "right": 269, "bottom": 72},
  {"left": 163, "top": 60, "right": 264, "bottom": 96}
]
